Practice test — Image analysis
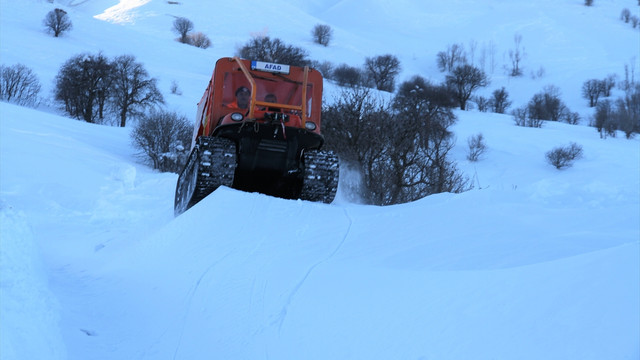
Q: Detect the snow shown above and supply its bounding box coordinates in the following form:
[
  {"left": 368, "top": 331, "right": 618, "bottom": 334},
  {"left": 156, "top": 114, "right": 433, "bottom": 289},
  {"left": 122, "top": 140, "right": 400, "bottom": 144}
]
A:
[{"left": 1, "top": 0, "right": 639, "bottom": 359}]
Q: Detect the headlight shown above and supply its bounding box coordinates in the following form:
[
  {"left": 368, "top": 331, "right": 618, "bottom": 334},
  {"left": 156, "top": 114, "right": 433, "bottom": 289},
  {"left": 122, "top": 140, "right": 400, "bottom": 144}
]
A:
[
  {"left": 230, "top": 112, "right": 244, "bottom": 121},
  {"left": 304, "top": 121, "right": 317, "bottom": 130}
]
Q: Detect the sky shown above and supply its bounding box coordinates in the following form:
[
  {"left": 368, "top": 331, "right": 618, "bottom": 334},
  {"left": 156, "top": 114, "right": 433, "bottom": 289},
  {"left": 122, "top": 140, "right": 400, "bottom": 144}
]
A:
[{"left": 0, "top": 0, "right": 639, "bottom": 359}]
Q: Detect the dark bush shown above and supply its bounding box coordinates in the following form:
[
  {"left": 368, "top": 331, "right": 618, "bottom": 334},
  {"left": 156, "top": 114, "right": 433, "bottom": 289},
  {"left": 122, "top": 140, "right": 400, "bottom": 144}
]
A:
[{"left": 331, "top": 63, "right": 364, "bottom": 87}]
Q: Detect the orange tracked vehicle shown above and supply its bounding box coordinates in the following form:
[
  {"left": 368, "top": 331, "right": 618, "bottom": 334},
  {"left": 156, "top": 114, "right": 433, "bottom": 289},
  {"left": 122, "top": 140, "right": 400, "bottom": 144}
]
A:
[{"left": 174, "top": 57, "right": 339, "bottom": 215}]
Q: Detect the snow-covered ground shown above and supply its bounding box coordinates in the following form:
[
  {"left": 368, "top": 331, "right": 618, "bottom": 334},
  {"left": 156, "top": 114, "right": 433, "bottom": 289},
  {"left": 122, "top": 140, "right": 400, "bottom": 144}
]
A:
[{"left": 1, "top": 0, "right": 639, "bottom": 359}]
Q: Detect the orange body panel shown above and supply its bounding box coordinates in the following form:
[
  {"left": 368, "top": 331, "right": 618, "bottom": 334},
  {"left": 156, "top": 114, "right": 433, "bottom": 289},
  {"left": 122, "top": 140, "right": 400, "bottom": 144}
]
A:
[{"left": 192, "top": 57, "right": 323, "bottom": 149}]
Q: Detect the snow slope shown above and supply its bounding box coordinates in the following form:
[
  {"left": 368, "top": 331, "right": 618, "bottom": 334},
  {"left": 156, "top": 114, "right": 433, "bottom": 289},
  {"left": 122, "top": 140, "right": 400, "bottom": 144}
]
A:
[{"left": 1, "top": 0, "right": 639, "bottom": 359}]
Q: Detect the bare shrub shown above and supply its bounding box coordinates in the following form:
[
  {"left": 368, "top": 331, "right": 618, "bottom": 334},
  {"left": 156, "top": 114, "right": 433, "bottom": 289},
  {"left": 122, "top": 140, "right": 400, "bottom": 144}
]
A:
[
  {"left": 364, "top": 54, "right": 401, "bottom": 92},
  {"left": 172, "top": 17, "right": 193, "bottom": 44},
  {"left": 466, "top": 133, "right": 487, "bottom": 162},
  {"left": 188, "top": 32, "right": 211, "bottom": 48},
  {"left": 130, "top": 109, "right": 192, "bottom": 172},
  {"left": 0, "top": 64, "right": 41, "bottom": 107},
  {"left": 546, "top": 143, "right": 584, "bottom": 169},
  {"left": 237, "top": 36, "right": 309, "bottom": 67},
  {"left": 311, "top": 24, "right": 333, "bottom": 47},
  {"left": 43, "top": 8, "right": 72, "bottom": 37}
]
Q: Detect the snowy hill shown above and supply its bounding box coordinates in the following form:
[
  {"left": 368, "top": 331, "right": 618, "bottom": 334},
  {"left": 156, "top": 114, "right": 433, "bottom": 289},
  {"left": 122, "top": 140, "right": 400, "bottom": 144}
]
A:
[{"left": 1, "top": 0, "right": 639, "bottom": 359}]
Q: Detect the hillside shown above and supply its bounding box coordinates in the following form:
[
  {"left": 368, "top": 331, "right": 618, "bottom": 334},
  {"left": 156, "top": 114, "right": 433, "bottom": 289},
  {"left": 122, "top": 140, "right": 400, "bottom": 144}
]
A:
[{"left": 1, "top": 1, "right": 639, "bottom": 359}]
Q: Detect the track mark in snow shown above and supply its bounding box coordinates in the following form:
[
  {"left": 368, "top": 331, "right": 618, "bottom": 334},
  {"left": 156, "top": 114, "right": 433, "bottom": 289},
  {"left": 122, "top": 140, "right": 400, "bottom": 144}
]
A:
[
  {"left": 169, "top": 251, "right": 233, "bottom": 360},
  {"left": 271, "top": 207, "right": 353, "bottom": 331}
]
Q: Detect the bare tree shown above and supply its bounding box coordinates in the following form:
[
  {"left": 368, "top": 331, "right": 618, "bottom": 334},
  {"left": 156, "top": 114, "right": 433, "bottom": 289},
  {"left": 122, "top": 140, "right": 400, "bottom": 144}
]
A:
[
  {"left": 594, "top": 99, "right": 615, "bottom": 138},
  {"left": 446, "top": 64, "right": 489, "bottom": 110},
  {"left": 131, "top": 109, "right": 193, "bottom": 172},
  {"left": 238, "top": 36, "right": 309, "bottom": 67},
  {"left": 508, "top": 34, "right": 525, "bottom": 77},
  {"left": 584, "top": 0, "right": 593, "bottom": 6},
  {"left": 172, "top": 17, "right": 194, "bottom": 44},
  {"left": 43, "top": 8, "right": 72, "bottom": 37},
  {"left": 364, "top": 54, "right": 401, "bottom": 92},
  {"left": 0, "top": 64, "right": 41, "bottom": 107},
  {"left": 602, "top": 74, "right": 616, "bottom": 97},
  {"left": 54, "top": 53, "right": 113, "bottom": 123},
  {"left": 490, "top": 87, "right": 511, "bottom": 113},
  {"left": 582, "top": 79, "right": 603, "bottom": 107},
  {"left": 110, "top": 55, "right": 164, "bottom": 127},
  {"left": 311, "top": 24, "right": 333, "bottom": 47},
  {"left": 436, "top": 43, "right": 466, "bottom": 72},
  {"left": 616, "top": 84, "right": 640, "bottom": 138}
]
